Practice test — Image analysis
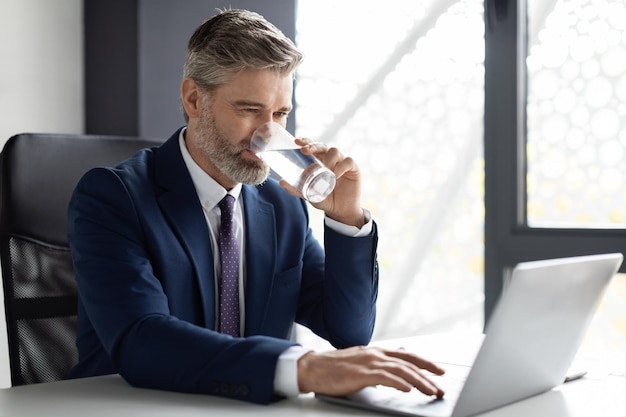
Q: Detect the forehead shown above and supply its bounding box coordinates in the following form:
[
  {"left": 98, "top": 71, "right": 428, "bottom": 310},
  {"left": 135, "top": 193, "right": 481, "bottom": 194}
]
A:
[{"left": 214, "top": 68, "right": 294, "bottom": 107}]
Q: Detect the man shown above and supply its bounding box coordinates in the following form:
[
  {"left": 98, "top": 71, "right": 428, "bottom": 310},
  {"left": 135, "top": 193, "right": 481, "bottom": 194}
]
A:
[{"left": 68, "top": 9, "right": 444, "bottom": 404}]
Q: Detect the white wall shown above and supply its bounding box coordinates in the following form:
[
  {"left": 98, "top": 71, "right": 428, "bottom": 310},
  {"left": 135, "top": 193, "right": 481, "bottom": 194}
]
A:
[
  {"left": 0, "top": 0, "right": 83, "bottom": 388},
  {"left": 0, "top": 0, "right": 84, "bottom": 148}
]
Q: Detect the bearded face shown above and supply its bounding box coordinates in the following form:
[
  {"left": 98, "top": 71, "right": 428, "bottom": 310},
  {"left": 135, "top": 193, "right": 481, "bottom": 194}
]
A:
[{"left": 193, "top": 99, "right": 270, "bottom": 186}]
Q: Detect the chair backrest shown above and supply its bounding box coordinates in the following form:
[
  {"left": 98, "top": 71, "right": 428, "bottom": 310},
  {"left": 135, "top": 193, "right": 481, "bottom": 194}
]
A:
[{"left": 0, "top": 133, "right": 163, "bottom": 386}]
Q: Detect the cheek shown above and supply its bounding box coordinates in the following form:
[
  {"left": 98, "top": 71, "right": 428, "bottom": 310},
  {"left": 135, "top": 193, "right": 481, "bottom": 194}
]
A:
[
  {"left": 208, "top": 110, "right": 237, "bottom": 138},
  {"left": 213, "top": 117, "right": 254, "bottom": 146},
  {"left": 208, "top": 103, "right": 257, "bottom": 143},
  {"left": 232, "top": 118, "right": 260, "bottom": 141}
]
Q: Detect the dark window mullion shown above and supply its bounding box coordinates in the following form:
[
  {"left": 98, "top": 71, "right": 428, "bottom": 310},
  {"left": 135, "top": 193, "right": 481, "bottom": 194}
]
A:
[{"left": 484, "top": 0, "right": 526, "bottom": 323}]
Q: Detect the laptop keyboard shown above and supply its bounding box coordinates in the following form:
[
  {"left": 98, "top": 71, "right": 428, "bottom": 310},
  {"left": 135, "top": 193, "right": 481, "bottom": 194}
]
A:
[{"left": 430, "top": 363, "right": 470, "bottom": 398}]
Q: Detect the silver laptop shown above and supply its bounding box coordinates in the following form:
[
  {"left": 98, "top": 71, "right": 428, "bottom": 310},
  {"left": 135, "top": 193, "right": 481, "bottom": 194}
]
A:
[{"left": 317, "top": 253, "right": 623, "bottom": 417}]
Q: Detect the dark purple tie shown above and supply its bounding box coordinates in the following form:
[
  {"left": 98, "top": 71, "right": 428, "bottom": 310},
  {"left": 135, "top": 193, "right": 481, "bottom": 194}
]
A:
[{"left": 218, "top": 195, "right": 240, "bottom": 337}]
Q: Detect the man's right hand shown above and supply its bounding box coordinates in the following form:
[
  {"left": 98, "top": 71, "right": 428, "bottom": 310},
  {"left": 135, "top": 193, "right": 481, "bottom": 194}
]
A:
[{"left": 296, "top": 346, "right": 445, "bottom": 398}]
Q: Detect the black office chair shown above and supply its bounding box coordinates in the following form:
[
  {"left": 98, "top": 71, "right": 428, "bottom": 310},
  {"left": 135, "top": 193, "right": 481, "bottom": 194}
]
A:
[{"left": 0, "top": 133, "right": 163, "bottom": 385}]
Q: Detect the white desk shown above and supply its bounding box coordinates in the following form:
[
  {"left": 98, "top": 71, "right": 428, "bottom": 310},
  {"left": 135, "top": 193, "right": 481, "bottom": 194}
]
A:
[{"left": 0, "top": 333, "right": 624, "bottom": 417}]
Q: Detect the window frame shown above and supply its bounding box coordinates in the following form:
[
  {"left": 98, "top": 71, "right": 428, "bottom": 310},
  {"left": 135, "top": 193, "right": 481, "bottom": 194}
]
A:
[{"left": 483, "top": 0, "right": 626, "bottom": 323}]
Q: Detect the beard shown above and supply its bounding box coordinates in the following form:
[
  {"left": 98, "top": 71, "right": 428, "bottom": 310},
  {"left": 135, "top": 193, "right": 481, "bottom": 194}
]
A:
[{"left": 194, "top": 106, "right": 270, "bottom": 185}]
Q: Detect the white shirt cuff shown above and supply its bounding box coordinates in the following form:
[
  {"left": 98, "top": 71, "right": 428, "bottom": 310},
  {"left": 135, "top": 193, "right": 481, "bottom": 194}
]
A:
[
  {"left": 274, "top": 345, "right": 313, "bottom": 397},
  {"left": 324, "top": 208, "right": 373, "bottom": 237}
]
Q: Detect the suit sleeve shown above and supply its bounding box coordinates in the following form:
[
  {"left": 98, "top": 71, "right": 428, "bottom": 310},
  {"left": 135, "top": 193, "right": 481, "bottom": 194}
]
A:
[
  {"left": 69, "top": 167, "right": 295, "bottom": 404},
  {"left": 296, "top": 215, "right": 379, "bottom": 348}
]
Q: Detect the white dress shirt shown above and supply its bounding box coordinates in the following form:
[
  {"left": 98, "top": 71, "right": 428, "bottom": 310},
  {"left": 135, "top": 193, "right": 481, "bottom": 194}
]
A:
[{"left": 178, "top": 128, "right": 373, "bottom": 397}]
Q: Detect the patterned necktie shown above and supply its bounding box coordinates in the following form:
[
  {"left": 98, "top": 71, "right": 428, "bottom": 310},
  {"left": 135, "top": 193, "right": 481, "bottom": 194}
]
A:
[{"left": 218, "top": 194, "right": 240, "bottom": 337}]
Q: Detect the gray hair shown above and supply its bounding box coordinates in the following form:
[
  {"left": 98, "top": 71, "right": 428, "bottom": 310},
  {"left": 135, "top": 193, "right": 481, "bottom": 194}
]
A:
[{"left": 182, "top": 9, "right": 303, "bottom": 121}]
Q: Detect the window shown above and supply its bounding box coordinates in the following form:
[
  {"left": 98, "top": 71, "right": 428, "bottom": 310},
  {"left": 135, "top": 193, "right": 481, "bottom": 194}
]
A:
[
  {"left": 297, "top": 0, "right": 624, "bottom": 354},
  {"left": 526, "top": 0, "right": 626, "bottom": 228},
  {"left": 525, "top": 0, "right": 626, "bottom": 351},
  {"left": 484, "top": 0, "right": 625, "bottom": 353},
  {"left": 295, "top": 0, "right": 485, "bottom": 346}
]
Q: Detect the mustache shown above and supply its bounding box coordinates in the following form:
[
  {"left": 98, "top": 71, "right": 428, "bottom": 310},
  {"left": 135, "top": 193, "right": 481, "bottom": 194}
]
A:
[{"left": 235, "top": 139, "right": 255, "bottom": 154}]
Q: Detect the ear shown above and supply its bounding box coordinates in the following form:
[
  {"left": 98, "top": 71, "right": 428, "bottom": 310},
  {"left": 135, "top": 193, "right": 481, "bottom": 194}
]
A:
[{"left": 181, "top": 77, "right": 202, "bottom": 119}]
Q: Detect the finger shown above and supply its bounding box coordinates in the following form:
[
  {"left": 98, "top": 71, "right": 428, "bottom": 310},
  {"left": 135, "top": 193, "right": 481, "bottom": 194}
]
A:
[
  {"left": 385, "top": 349, "right": 446, "bottom": 375},
  {"left": 328, "top": 154, "right": 358, "bottom": 179},
  {"left": 411, "top": 372, "right": 445, "bottom": 398},
  {"left": 371, "top": 356, "right": 445, "bottom": 397},
  {"left": 298, "top": 140, "right": 331, "bottom": 156},
  {"left": 410, "top": 374, "right": 445, "bottom": 398},
  {"left": 278, "top": 179, "right": 303, "bottom": 199},
  {"left": 361, "top": 369, "right": 415, "bottom": 393}
]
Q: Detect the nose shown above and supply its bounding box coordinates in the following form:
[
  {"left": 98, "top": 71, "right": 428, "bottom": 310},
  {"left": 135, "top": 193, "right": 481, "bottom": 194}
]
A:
[
  {"left": 250, "top": 113, "right": 274, "bottom": 135},
  {"left": 263, "top": 112, "right": 274, "bottom": 124}
]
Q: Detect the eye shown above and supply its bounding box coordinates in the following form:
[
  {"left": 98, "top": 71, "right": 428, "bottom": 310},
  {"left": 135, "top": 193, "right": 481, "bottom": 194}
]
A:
[{"left": 274, "top": 111, "right": 289, "bottom": 119}]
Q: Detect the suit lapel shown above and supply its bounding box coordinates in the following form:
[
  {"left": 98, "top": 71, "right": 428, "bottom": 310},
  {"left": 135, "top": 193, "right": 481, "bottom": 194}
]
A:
[
  {"left": 152, "top": 132, "right": 279, "bottom": 334},
  {"left": 241, "top": 185, "right": 276, "bottom": 335},
  {"left": 154, "top": 132, "right": 216, "bottom": 328}
]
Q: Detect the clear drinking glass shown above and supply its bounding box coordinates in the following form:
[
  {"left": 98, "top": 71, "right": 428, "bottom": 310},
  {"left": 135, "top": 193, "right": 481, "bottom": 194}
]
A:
[{"left": 251, "top": 121, "right": 336, "bottom": 203}]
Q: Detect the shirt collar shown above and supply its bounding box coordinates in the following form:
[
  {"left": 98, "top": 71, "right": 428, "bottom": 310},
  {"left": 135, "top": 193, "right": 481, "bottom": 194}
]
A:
[{"left": 178, "top": 127, "right": 242, "bottom": 209}]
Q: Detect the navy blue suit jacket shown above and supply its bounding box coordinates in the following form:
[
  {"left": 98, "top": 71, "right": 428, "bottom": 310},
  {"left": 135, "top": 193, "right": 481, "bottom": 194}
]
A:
[{"left": 67, "top": 129, "right": 379, "bottom": 404}]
